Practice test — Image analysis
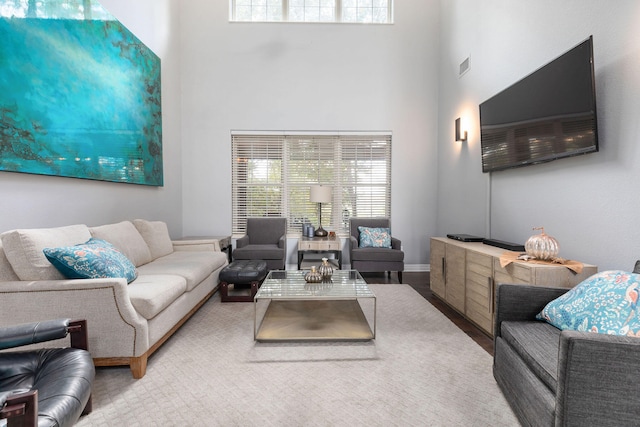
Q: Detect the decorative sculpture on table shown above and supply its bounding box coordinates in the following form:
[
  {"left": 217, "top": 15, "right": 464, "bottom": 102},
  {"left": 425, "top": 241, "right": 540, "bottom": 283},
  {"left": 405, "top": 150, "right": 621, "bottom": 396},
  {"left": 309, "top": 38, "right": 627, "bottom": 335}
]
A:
[
  {"left": 304, "top": 266, "right": 322, "bottom": 283},
  {"left": 0, "top": 0, "right": 163, "bottom": 186},
  {"left": 318, "top": 257, "right": 333, "bottom": 279},
  {"left": 525, "top": 227, "right": 559, "bottom": 261}
]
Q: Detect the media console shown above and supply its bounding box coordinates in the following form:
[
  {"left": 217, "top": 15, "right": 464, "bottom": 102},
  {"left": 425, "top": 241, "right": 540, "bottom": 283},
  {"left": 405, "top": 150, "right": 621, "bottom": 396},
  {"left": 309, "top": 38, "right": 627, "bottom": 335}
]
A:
[{"left": 430, "top": 237, "right": 597, "bottom": 335}]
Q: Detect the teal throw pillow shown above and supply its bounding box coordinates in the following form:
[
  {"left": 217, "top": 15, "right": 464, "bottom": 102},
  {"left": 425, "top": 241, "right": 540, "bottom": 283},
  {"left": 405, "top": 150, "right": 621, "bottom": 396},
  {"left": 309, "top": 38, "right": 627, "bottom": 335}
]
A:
[
  {"left": 358, "top": 226, "right": 392, "bottom": 248},
  {"left": 43, "top": 238, "right": 137, "bottom": 283},
  {"left": 537, "top": 270, "right": 640, "bottom": 337}
]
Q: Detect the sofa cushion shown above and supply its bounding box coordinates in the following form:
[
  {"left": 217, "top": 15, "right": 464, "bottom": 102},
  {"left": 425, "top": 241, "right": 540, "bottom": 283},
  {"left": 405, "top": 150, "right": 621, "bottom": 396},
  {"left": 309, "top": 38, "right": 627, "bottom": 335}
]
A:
[
  {"left": 90, "top": 221, "right": 152, "bottom": 267},
  {"left": 537, "top": 270, "right": 640, "bottom": 336},
  {"left": 233, "top": 244, "right": 284, "bottom": 261},
  {"left": 358, "top": 226, "right": 391, "bottom": 248},
  {"left": 132, "top": 219, "right": 173, "bottom": 260},
  {"left": 128, "top": 274, "right": 187, "bottom": 319},
  {"left": 350, "top": 247, "right": 404, "bottom": 262},
  {"left": 43, "top": 238, "right": 137, "bottom": 283},
  {"left": 136, "top": 251, "right": 227, "bottom": 291},
  {"left": 0, "top": 224, "right": 91, "bottom": 281},
  {"left": 501, "top": 320, "right": 561, "bottom": 392}
]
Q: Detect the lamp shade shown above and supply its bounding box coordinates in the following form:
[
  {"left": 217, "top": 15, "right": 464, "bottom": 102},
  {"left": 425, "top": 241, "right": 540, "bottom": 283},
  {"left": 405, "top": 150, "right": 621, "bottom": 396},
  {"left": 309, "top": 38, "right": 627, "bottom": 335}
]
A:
[{"left": 310, "top": 185, "right": 332, "bottom": 203}]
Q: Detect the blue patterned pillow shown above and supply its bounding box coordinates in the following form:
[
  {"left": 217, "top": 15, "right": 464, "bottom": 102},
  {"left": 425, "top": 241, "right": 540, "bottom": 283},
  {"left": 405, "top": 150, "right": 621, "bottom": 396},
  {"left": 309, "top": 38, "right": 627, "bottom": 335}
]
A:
[
  {"left": 537, "top": 270, "right": 640, "bottom": 337},
  {"left": 43, "top": 238, "right": 137, "bottom": 283},
  {"left": 358, "top": 226, "right": 392, "bottom": 248}
]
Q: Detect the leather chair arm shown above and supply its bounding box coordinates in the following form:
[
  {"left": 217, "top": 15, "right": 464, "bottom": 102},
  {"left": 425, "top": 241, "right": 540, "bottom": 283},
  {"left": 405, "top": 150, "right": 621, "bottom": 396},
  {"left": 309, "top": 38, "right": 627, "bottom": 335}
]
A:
[
  {"left": 0, "top": 319, "right": 89, "bottom": 351},
  {"left": 0, "top": 318, "right": 72, "bottom": 350}
]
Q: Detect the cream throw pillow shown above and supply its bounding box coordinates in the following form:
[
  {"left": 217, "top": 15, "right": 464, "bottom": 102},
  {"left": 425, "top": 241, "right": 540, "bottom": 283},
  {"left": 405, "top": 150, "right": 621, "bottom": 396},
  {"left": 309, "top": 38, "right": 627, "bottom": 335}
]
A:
[
  {"left": 0, "top": 224, "right": 91, "bottom": 280},
  {"left": 132, "top": 219, "right": 174, "bottom": 260},
  {"left": 90, "top": 221, "right": 152, "bottom": 267}
]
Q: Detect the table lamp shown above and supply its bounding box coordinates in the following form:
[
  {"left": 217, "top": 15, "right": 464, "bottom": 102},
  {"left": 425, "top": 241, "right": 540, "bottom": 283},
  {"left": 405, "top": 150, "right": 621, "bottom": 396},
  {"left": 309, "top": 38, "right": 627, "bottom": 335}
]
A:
[{"left": 310, "top": 185, "right": 331, "bottom": 237}]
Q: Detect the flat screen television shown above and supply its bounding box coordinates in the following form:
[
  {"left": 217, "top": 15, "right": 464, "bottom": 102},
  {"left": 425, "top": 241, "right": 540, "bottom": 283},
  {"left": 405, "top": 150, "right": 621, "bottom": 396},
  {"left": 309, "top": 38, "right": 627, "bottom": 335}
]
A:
[{"left": 479, "top": 36, "right": 599, "bottom": 173}]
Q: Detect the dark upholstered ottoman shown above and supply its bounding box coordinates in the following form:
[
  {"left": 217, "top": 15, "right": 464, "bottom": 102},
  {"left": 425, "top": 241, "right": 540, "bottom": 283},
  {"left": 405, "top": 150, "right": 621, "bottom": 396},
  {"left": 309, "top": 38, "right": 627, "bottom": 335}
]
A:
[{"left": 219, "top": 260, "right": 268, "bottom": 302}]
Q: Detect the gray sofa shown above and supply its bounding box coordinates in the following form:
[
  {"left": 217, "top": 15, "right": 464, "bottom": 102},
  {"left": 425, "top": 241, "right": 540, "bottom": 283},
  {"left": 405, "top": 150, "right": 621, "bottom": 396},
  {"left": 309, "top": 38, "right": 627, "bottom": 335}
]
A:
[
  {"left": 0, "top": 220, "right": 228, "bottom": 378},
  {"left": 493, "top": 283, "right": 640, "bottom": 426}
]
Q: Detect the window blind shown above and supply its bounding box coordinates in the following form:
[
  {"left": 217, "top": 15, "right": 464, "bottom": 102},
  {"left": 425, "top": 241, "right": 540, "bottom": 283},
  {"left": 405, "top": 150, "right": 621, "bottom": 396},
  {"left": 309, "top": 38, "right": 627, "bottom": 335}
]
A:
[
  {"left": 230, "top": 0, "right": 393, "bottom": 24},
  {"left": 231, "top": 132, "right": 392, "bottom": 237}
]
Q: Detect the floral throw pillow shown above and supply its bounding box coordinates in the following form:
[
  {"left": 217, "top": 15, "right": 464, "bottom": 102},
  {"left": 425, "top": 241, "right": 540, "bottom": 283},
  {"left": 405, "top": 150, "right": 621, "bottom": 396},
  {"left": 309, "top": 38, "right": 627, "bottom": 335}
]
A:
[
  {"left": 43, "top": 238, "right": 137, "bottom": 283},
  {"left": 358, "top": 226, "right": 392, "bottom": 248},
  {"left": 537, "top": 270, "right": 640, "bottom": 337}
]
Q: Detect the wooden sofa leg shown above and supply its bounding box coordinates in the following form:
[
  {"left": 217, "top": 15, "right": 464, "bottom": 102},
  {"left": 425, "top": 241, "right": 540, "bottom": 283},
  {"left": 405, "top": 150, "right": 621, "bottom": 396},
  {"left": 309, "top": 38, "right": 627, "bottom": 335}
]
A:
[
  {"left": 398, "top": 271, "right": 403, "bottom": 283},
  {"left": 130, "top": 355, "right": 148, "bottom": 379}
]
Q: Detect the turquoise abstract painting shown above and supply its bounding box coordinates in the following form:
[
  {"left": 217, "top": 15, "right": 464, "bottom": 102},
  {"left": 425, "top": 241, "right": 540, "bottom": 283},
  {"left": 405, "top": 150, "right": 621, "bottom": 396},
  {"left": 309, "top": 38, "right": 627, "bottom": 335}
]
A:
[{"left": 0, "top": 0, "right": 163, "bottom": 186}]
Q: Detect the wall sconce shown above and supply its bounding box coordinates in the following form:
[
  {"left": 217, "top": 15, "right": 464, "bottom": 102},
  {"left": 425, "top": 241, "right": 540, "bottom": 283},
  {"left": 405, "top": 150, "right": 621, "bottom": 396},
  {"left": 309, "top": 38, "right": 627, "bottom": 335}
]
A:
[{"left": 455, "top": 117, "right": 467, "bottom": 142}]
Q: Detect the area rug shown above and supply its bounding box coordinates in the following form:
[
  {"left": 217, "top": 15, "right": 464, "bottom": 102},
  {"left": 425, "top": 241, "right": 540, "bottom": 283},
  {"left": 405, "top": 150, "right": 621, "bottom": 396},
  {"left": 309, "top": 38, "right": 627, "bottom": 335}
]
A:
[{"left": 76, "top": 284, "right": 518, "bottom": 426}]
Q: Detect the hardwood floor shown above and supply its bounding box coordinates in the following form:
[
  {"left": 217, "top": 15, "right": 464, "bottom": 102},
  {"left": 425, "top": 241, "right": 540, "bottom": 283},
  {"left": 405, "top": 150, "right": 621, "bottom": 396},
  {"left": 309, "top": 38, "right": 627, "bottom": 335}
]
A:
[{"left": 361, "top": 271, "right": 494, "bottom": 355}]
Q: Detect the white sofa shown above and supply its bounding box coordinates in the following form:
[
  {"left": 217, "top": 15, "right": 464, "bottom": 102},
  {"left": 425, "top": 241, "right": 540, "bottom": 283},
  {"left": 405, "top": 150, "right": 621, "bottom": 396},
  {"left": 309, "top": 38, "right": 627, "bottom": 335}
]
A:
[{"left": 0, "top": 220, "right": 228, "bottom": 378}]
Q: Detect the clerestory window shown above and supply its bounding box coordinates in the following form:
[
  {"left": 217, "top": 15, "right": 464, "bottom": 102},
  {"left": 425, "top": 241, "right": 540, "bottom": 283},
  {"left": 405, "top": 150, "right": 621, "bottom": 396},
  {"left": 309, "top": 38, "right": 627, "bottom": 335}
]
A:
[
  {"left": 231, "top": 131, "right": 392, "bottom": 236},
  {"left": 230, "top": 0, "right": 393, "bottom": 24}
]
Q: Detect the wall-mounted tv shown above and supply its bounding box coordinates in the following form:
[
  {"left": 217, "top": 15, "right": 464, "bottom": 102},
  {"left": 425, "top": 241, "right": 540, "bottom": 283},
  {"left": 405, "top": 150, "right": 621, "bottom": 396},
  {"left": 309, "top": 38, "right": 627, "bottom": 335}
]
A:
[{"left": 479, "top": 36, "right": 599, "bottom": 173}]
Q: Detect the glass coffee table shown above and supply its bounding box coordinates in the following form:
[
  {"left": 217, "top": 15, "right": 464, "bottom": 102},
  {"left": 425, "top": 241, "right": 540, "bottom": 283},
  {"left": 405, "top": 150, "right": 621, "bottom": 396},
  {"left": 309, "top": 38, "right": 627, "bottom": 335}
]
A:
[{"left": 254, "top": 270, "right": 376, "bottom": 341}]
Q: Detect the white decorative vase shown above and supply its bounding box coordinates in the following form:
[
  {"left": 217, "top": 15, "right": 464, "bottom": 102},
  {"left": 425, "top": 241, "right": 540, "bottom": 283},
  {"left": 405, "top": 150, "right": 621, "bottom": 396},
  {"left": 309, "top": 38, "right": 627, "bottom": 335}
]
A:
[
  {"left": 525, "top": 227, "right": 559, "bottom": 261},
  {"left": 318, "top": 257, "right": 333, "bottom": 278},
  {"left": 304, "top": 266, "right": 322, "bottom": 283}
]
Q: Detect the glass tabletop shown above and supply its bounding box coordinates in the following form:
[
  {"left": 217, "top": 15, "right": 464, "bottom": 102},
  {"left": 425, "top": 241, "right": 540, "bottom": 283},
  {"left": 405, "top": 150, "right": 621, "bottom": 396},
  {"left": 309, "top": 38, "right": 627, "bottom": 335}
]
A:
[{"left": 256, "top": 270, "right": 375, "bottom": 299}]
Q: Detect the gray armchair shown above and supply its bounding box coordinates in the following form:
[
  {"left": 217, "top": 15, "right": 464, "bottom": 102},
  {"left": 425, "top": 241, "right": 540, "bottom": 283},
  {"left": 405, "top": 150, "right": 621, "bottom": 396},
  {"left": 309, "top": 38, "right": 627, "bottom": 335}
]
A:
[
  {"left": 349, "top": 218, "right": 404, "bottom": 282},
  {"left": 233, "top": 217, "right": 287, "bottom": 270}
]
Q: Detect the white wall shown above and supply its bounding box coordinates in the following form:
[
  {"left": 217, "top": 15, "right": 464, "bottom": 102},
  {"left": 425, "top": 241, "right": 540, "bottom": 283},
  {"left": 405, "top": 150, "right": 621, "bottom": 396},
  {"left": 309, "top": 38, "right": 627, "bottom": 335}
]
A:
[
  {"left": 0, "top": 0, "right": 184, "bottom": 237},
  {"left": 179, "top": 0, "right": 440, "bottom": 266},
  {"left": 7, "top": 2, "right": 635, "bottom": 272},
  {"left": 437, "top": 0, "right": 640, "bottom": 270}
]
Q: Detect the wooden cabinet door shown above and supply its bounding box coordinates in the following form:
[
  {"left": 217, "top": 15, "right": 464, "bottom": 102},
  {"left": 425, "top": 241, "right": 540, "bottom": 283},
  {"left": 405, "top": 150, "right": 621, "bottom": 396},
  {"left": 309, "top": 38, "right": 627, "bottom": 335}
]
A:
[
  {"left": 532, "top": 264, "right": 598, "bottom": 288},
  {"left": 445, "top": 244, "right": 466, "bottom": 313},
  {"left": 493, "top": 259, "right": 532, "bottom": 285},
  {"left": 465, "top": 250, "right": 493, "bottom": 334},
  {"left": 430, "top": 239, "right": 446, "bottom": 299}
]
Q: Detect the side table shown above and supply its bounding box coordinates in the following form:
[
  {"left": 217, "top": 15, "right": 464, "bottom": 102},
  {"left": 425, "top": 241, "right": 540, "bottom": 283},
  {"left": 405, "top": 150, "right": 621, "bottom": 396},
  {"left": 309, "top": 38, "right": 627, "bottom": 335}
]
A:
[
  {"left": 297, "top": 236, "right": 342, "bottom": 270},
  {"left": 173, "top": 235, "right": 232, "bottom": 263}
]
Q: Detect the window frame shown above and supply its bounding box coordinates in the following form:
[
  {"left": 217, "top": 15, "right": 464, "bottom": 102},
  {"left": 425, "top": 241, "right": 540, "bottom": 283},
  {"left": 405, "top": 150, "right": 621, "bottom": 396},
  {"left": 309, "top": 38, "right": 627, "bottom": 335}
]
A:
[
  {"left": 231, "top": 131, "right": 392, "bottom": 237},
  {"left": 229, "top": 0, "right": 394, "bottom": 24}
]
